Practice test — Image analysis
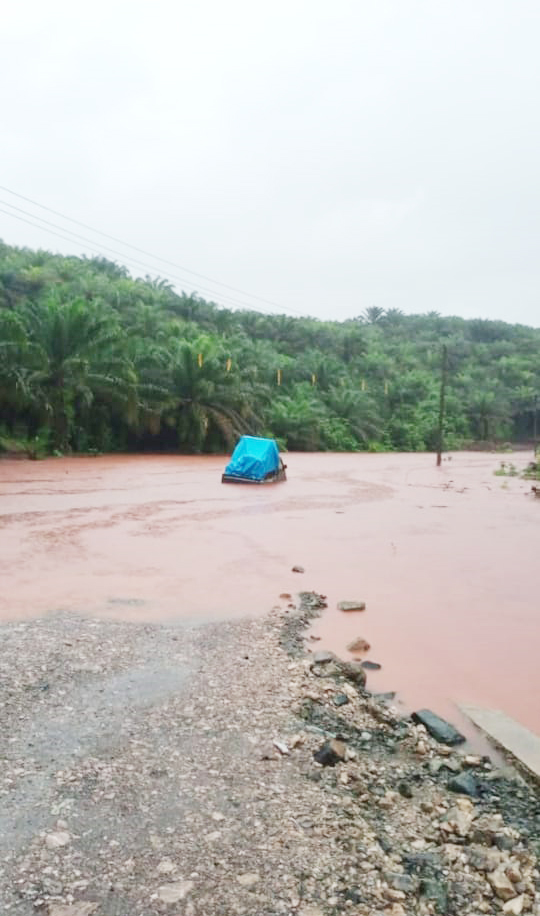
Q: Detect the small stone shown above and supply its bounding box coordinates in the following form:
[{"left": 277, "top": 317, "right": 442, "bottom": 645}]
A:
[
  {"left": 347, "top": 637, "right": 371, "bottom": 652},
  {"left": 488, "top": 868, "right": 517, "bottom": 901},
  {"left": 292, "top": 565, "right": 305, "bottom": 573},
  {"left": 156, "top": 858, "right": 177, "bottom": 874},
  {"left": 440, "top": 804, "right": 474, "bottom": 838},
  {"left": 333, "top": 693, "right": 349, "bottom": 707},
  {"left": 448, "top": 772, "right": 480, "bottom": 797},
  {"left": 361, "top": 659, "right": 381, "bottom": 670},
  {"left": 313, "top": 738, "right": 346, "bottom": 767},
  {"left": 502, "top": 895, "right": 525, "bottom": 915},
  {"left": 385, "top": 872, "right": 418, "bottom": 893},
  {"left": 157, "top": 880, "right": 194, "bottom": 903},
  {"left": 429, "top": 757, "right": 461, "bottom": 775},
  {"left": 398, "top": 781, "right": 413, "bottom": 799},
  {"left": 45, "top": 831, "right": 71, "bottom": 849},
  {"left": 339, "top": 660, "right": 367, "bottom": 688},
  {"left": 338, "top": 600, "right": 366, "bottom": 611},
  {"left": 273, "top": 740, "right": 290, "bottom": 755},
  {"left": 236, "top": 873, "right": 260, "bottom": 888}
]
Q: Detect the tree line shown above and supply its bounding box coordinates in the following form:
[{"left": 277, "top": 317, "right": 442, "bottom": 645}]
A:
[{"left": 1, "top": 241, "right": 539, "bottom": 456}]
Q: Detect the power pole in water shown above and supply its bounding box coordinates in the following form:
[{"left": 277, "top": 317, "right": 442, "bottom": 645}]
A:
[{"left": 436, "top": 344, "right": 448, "bottom": 467}]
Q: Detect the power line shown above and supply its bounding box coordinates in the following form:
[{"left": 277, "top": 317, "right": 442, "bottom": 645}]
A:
[
  {"left": 0, "top": 182, "right": 307, "bottom": 317},
  {"left": 0, "top": 198, "right": 274, "bottom": 313},
  {"left": 0, "top": 203, "right": 303, "bottom": 317}
]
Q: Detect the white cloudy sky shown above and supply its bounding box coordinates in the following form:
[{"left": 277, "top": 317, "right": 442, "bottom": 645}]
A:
[{"left": 1, "top": 0, "right": 540, "bottom": 325}]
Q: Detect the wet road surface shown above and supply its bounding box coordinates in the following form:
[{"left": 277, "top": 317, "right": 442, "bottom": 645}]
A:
[{"left": 1, "top": 451, "right": 537, "bottom": 735}]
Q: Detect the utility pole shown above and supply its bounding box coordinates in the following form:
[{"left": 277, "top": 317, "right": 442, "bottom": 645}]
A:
[
  {"left": 436, "top": 344, "right": 448, "bottom": 467},
  {"left": 534, "top": 394, "right": 538, "bottom": 457}
]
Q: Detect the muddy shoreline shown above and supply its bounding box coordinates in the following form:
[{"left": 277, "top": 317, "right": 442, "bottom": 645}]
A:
[{"left": 1, "top": 599, "right": 539, "bottom": 916}]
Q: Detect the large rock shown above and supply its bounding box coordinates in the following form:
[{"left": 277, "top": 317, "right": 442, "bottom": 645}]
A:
[
  {"left": 487, "top": 867, "right": 517, "bottom": 901},
  {"left": 412, "top": 709, "right": 466, "bottom": 745}
]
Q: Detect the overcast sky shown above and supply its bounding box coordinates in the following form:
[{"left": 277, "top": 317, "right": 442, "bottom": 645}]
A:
[{"left": 2, "top": 1, "right": 540, "bottom": 325}]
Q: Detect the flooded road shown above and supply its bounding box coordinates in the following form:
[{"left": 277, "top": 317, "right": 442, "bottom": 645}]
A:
[{"left": 1, "top": 451, "right": 537, "bottom": 736}]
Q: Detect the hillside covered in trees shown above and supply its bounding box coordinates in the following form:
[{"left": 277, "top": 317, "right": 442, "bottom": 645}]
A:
[{"left": 1, "top": 241, "right": 539, "bottom": 456}]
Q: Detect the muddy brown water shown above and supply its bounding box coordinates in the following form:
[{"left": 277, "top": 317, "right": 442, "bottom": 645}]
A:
[{"left": 1, "top": 451, "right": 537, "bottom": 743}]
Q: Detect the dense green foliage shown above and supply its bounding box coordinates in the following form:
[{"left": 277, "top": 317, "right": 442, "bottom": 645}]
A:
[{"left": 1, "top": 241, "right": 539, "bottom": 455}]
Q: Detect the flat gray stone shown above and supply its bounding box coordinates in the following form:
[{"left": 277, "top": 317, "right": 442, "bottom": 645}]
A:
[
  {"left": 338, "top": 600, "right": 366, "bottom": 612},
  {"left": 412, "top": 709, "right": 466, "bottom": 745}
]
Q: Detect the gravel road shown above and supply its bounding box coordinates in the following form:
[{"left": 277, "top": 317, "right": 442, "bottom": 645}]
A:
[{"left": 1, "top": 597, "right": 539, "bottom": 916}]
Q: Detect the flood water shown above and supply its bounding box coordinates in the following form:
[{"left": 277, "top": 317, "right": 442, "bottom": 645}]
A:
[{"left": 1, "top": 451, "right": 538, "bottom": 738}]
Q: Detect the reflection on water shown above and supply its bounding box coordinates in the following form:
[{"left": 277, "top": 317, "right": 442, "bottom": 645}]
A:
[{"left": 0, "top": 451, "right": 537, "bottom": 737}]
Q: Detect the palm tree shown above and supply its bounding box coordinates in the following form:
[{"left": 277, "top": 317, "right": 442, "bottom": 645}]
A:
[
  {"left": 20, "top": 295, "right": 135, "bottom": 449},
  {"left": 165, "top": 338, "right": 262, "bottom": 451},
  {"left": 324, "top": 385, "right": 381, "bottom": 443}
]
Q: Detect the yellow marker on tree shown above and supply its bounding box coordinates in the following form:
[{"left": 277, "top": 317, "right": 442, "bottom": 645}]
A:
[
  {"left": 277, "top": 368, "right": 282, "bottom": 386},
  {"left": 197, "top": 352, "right": 203, "bottom": 368},
  {"left": 384, "top": 380, "right": 389, "bottom": 395},
  {"left": 361, "top": 378, "right": 366, "bottom": 391},
  {"left": 311, "top": 373, "right": 317, "bottom": 386},
  {"left": 226, "top": 358, "right": 232, "bottom": 372}
]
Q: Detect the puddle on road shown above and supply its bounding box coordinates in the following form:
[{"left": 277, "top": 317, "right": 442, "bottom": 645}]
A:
[{"left": 1, "top": 451, "right": 538, "bottom": 740}]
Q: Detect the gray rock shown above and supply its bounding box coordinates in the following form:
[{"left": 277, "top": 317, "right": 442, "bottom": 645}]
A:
[
  {"left": 385, "top": 872, "right": 418, "bottom": 893},
  {"left": 429, "top": 756, "right": 461, "bottom": 775},
  {"left": 361, "top": 660, "right": 381, "bottom": 670},
  {"left": 412, "top": 709, "right": 466, "bottom": 745},
  {"left": 338, "top": 600, "right": 366, "bottom": 611},
  {"left": 333, "top": 693, "right": 349, "bottom": 707},
  {"left": 311, "top": 650, "right": 337, "bottom": 665},
  {"left": 448, "top": 771, "right": 480, "bottom": 797}
]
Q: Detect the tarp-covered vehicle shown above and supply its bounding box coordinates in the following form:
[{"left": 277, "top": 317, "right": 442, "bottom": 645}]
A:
[{"left": 222, "top": 436, "right": 287, "bottom": 484}]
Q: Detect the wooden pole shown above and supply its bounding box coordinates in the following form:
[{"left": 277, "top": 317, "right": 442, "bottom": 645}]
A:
[{"left": 436, "top": 344, "right": 448, "bottom": 467}]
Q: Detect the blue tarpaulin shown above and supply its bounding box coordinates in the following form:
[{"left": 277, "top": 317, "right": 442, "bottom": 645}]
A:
[{"left": 224, "top": 436, "right": 281, "bottom": 481}]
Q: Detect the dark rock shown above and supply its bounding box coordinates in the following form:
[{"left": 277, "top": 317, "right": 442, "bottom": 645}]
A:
[
  {"left": 338, "top": 600, "right": 366, "bottom": 611},
  {"left": 412, "top": 709, "right": 466, "bottom": 745},
  {"left": 361, "top": 660, "right": 381, "bottom": 670},
  {"left": 333, "top": 693, "right": 349, "bottom": 707},
  {"left": 398, "top": 781, "right": 414, "bottom": 798},
  {"left": 292, "top": 565, "right": 305, "bottom": 573},
  {"left": 495, "top": 834, "right": 516, "bottom": 851},
  {"left": 448, "top": 771, "right": 480, "bottom": 797},
  {"left": 313, "top": 738, "right": 346, "bottom": 767},
  {"left": 344, "top": 889, "right": 364, "bottom": 904},
  {"left": 374, "top": 691, "right": 396, "bottom": 703}
]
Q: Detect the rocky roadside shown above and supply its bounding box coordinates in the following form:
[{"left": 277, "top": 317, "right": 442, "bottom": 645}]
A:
[{"left": 0, "top": 594, "right": 539, "bottom": 916}]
